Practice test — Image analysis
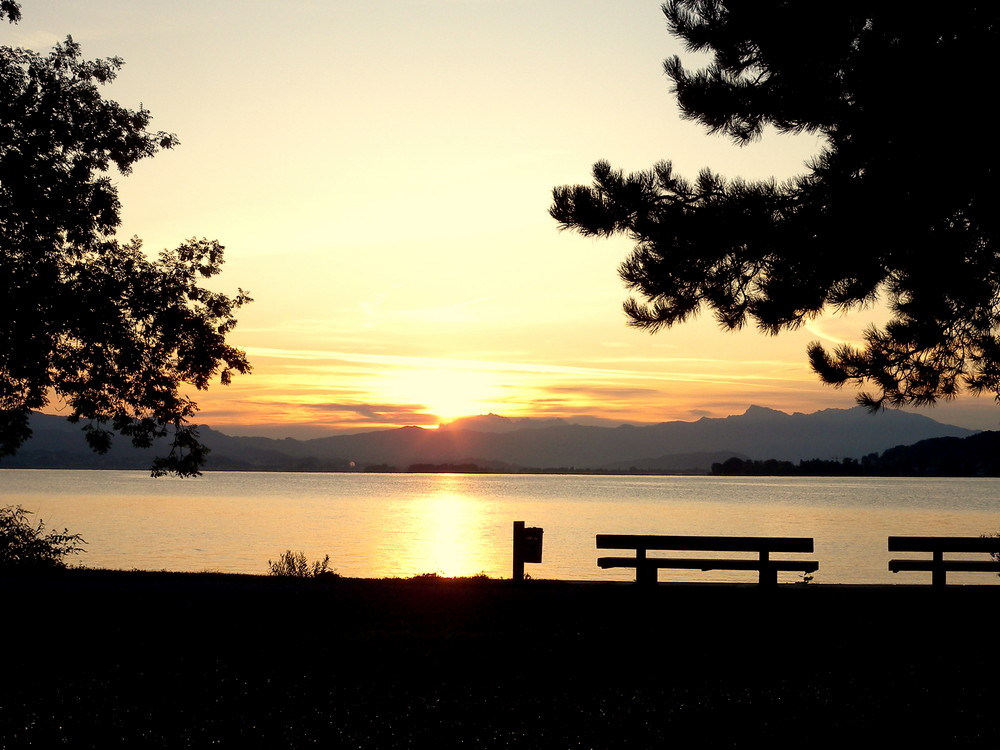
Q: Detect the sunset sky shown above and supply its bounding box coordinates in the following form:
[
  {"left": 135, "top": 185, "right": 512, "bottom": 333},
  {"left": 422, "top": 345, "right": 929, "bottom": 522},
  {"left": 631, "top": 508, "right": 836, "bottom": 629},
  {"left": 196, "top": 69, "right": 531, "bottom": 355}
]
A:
[{"left": 12, "top": 1, "right": 1000, "bottom": 436}]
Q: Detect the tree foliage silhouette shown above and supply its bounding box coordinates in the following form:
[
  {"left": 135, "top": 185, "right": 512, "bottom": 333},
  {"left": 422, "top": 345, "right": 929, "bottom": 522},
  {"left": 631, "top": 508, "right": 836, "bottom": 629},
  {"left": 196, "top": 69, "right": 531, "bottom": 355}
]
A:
[
  {"left": 551, "top": 1, "right": 1000, "bottom": 410},
  {"left": 0, "top": 3, "right": 250, "bottom": 476}
]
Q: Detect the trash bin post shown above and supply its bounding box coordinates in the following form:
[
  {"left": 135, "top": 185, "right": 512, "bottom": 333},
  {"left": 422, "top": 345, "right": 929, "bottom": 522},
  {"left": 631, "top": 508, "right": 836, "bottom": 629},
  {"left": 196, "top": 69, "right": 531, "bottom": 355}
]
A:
[{"left": 512, "top": 521, "right": 543, "bottom": 582}]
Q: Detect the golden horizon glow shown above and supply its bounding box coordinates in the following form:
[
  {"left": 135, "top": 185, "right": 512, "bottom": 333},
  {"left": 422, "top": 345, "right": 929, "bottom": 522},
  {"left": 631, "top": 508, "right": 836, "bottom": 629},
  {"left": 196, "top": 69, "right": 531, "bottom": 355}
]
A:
[{"left": 14, "top": 2, "right": 1000, "bottom": 437}]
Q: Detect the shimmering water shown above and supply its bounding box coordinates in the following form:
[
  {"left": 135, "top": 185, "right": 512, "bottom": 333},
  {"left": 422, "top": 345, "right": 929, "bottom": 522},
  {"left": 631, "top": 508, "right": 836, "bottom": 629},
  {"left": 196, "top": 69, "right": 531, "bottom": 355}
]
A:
[{"left": 3, "top": 470, "right": 999, "bottom": 584}]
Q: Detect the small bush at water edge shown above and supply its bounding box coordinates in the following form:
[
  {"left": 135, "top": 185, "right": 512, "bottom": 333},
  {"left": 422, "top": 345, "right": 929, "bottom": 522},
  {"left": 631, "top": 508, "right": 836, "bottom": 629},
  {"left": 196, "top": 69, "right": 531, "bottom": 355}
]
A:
[
  {"left": 268, "top": 550, "right": 337, "bottom": 578},
  {"left": 0, "top": 505, "right": 86, "bottom": 571},
  {"left": 982, "top": 532, "right": 1000, "bottom": 576}
]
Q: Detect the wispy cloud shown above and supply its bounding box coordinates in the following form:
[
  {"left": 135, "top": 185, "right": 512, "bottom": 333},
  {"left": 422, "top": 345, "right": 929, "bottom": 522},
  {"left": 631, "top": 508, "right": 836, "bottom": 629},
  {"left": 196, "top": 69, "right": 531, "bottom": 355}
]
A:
[{"left": 242, "top": 346, "right": 815, "bottom": 386}]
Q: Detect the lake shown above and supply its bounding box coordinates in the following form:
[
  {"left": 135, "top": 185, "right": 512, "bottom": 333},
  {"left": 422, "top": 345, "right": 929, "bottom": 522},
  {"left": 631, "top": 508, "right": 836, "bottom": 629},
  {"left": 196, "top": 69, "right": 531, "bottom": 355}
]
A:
[{"left": 3, "top": 469, "right": 999, "bottom": 584}]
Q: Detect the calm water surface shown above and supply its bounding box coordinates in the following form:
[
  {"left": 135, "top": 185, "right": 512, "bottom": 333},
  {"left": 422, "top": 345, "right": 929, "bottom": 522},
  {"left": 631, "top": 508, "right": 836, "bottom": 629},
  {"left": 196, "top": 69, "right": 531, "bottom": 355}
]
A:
[{"left": 3, "top": 470, "right": 999, "bottom": 584}]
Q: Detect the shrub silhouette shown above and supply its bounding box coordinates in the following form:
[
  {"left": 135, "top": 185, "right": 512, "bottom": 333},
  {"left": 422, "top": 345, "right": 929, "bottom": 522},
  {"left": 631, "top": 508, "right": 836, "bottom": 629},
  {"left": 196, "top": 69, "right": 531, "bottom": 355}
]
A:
[
  {"left": 983, "top": 532, "right": 1000, "bottom": 576},
  {"left": 0, "top": 505, "right": 86, "bottom": 571},
  {"left": 267, "top": 550, "right": 336, "bottom": 578}
]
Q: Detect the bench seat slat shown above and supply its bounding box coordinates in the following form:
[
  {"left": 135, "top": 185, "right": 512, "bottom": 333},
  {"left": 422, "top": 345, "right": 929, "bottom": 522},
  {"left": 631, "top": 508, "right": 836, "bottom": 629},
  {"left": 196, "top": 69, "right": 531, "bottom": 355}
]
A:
[
  {"left": 888, "top": 536, "right": 1000, "bottom": 553},
  {"left": 888, "top": 559, "right": 1000, "bottom": 573},
  {"left": 596, "top": 534, "right": 814, "bottom": 553},
  {"left": 598, "top": 556, "right": 818, "bottom": 572}
]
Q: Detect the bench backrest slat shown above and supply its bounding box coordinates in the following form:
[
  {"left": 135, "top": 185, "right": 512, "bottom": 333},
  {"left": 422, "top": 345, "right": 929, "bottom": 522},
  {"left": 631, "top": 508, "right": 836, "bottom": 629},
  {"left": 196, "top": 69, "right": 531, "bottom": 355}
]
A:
[
  {"left": 888, "top": 536, "right": 1000, "bottom": 553},
  {"left": 596, "top": 534, "right": 814, "bottom": 553}
]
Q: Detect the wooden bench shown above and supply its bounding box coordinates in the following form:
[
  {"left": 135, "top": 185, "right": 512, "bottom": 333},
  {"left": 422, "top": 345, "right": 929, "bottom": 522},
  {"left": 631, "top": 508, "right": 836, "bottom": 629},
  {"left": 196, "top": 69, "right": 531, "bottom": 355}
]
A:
[
  {"left": 888, "top": 536, "right": 1000, "bottom": 586},
  {"left": 596, "top": 534, "right": 818, "bottom": 586}
]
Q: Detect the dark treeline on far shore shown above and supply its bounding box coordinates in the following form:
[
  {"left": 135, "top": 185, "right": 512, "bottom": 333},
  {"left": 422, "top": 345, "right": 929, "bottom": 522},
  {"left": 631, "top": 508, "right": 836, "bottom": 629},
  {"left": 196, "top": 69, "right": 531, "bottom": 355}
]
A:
[{"left": 712, "top": 431, "right": 1000, "bottom": 477}]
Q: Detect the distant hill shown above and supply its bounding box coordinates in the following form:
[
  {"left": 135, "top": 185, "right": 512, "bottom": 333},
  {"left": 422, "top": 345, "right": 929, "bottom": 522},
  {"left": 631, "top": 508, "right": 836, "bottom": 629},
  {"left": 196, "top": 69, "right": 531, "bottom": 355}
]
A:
[
  {"left": 714, "top": 431, "right": 1000, "bottom": 476},
  {"left": 876, "top": 431, "right": 1000, "bottom": 475},
  {"left": 1, "top": 405, "right": 977, "bottom": 474}
]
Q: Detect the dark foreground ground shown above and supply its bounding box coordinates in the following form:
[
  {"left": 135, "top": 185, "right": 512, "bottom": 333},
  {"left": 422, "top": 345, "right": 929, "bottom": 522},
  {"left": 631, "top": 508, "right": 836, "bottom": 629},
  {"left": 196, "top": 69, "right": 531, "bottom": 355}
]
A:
[{"left": 2, "top": 571, "right": 998, "bottom": 748}]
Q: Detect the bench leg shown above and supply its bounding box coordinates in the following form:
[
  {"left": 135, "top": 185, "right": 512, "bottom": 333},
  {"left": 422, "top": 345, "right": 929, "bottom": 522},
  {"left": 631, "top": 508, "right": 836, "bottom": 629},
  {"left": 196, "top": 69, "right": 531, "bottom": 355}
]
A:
[
  {"left": 932, "top": 551, "right": 946, "bottom": 587},
  {"left": 758, "top": 551, "right": 776, "bottom": 586},
  {"left": 636, "top": 563, "right": 657, "bottom": 585},
  {"left": 634, "top": 549, "right": 657, "bottom": 585}
]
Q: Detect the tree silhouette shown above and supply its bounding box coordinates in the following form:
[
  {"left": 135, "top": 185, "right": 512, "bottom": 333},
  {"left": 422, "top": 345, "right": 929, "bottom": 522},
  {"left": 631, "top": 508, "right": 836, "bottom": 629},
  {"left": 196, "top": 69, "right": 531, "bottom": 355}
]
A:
[
  {"left": 0, "top": 3, "right": 250, "bottom": 476},
  {"left": 551, "top": 1, "right": 1000, "bottom": 410}
]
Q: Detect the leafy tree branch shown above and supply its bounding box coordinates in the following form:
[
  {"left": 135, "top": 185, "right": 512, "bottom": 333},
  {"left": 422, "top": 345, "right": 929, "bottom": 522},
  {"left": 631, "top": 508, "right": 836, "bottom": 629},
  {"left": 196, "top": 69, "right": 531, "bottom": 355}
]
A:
[
  {"left": 551, "top": 1, "right": 1000, "bottom": 410},
  {"left": 0, "top": 3, "right": 250, "bottom": 475}
]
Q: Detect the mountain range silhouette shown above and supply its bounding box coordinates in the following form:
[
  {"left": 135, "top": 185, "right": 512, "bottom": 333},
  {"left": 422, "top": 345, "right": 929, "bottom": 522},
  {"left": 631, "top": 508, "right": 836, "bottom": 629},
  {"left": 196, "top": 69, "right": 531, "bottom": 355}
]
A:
[{"left": 5, "top": 405, "right": 978, "bottom": 473}]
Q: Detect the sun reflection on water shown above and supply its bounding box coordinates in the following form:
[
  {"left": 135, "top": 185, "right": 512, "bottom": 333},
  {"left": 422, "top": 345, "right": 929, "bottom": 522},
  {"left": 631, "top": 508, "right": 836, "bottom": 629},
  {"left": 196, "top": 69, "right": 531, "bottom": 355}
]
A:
[
  {"left": 361, "top": 474, "right": 510, "bottom": 578},
  {"left": 409, "top": 491, "right": 478, "bottom": 576}
]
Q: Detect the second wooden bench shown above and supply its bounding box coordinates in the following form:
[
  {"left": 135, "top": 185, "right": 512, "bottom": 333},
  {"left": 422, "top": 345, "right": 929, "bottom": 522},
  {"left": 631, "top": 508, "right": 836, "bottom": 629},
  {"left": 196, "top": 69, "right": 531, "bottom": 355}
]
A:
[
  {"left": 888, "top": 536, "right": 1000, "bottom": 586},
  {"left": 596, "top": 534, "right": 818, "bottom": 586}
]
